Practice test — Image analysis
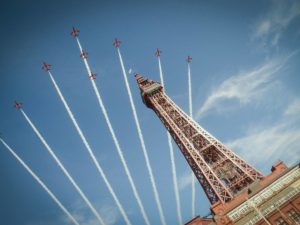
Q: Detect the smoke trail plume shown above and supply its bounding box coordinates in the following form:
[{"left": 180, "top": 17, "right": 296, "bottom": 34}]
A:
[
  {"left": 74, "top": 37, "right": 132, "bottom": 225},
  {"left": 158, "top": 57, "right": 164, "bottom": 87},
  {"left": 188, "top": 63, "right": 193, "bottom": 118},
  {"left": 117, "top": 48, "right": 167, "bottom": 225},
  {"left": 48, "top": 68, "right": 150, "bottom": 225},
  {"left": 0, "top": 138, "right": 81, "bottom": 225},
  {"left": 157, "top": 56, "right": 182, "bottom": 225},
  {"left": 19, "top": 109, "right": 106, "bottom": 225},
  {"left": 187, "top": 62, "right": 196, "bottom": 218}
]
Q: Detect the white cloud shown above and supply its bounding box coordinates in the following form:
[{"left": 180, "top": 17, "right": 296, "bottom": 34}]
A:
[
  {"left": 28, "top": 200, "right": 120, "bottom": 225},
  {"left": 70, "top": 200, "right": 119, "bottom": 225},
  {"left": 284, "top": 98, "right": 300, "bottom": 116},
  {"left": 256, "top": 20, "right": 271, "bottom": 37},
  {"left": 178, "top": 172, "right": 191, "bottom": 191},
  {"left": 226, "top": 99, "right": 300, "bottom": 171},
  {"left": 253, "top": 0, "right": 300, "bottom": 47},
  {"left": 178, "top": 172, "right": 195, "bottom": 191},
  {"left": 195, "top": 58, "right": 285, "bottom": 119}
]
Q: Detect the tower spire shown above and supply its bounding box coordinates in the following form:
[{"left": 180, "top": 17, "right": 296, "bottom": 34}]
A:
[{"left": 136, "top": 74, "right": 263, "bottom": 204}]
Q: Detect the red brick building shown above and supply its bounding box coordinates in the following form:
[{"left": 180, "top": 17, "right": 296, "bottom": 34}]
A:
[{"left": 186, "top": 162, "right": 300, "bottom": 225}]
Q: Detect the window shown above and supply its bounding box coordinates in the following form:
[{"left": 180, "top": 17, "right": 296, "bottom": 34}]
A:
[
  {"left": 288, "top": 209, "right": 300, "bottom": 223},
  {"left": 275, "top": 217, "right": 288, "bottom": 225}
]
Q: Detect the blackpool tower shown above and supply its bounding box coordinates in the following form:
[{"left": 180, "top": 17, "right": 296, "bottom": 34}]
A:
[
  {"left": 135, "top": 74, "right": 300, "bottom": 225},
  {"left": 135, "top": 74, "right": 263, "bottom": 204}
]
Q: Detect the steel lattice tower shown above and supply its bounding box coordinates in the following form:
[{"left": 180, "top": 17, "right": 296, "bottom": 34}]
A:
[{"left": 135, "top": 74, "right": 263, "bottom": 205}]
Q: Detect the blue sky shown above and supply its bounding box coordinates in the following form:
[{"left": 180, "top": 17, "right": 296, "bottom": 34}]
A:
[{"left": 1, "top": 0, "right": 300, "bottom": 225}]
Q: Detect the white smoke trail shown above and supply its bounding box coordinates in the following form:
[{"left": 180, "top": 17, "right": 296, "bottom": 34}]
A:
[
  {"left": 157, "top": 56, "right": 182, "bottom": 225},
  {"left": 117, "top": 48, "right": 167, "bottom": 225},
  {"left": 49, "top": 69, "right": 149, "bottom": 225},
  {"left": 188, "top": 63, "right": 193, "bottom": 118},
  {"left": 19, "top": 109, "right": 106, "bottom": 225},
  {"left": 158, "top": 57, "right": 164, "bottom": 87},
  {"left": 0, "top": 138, "right": 81, "bottom": 225},
  {"left": 187, "top": 62, "right": 196, "bottom": 218},
  {"left": 75, "top": 37, "right": 132, "bottom": 225}
]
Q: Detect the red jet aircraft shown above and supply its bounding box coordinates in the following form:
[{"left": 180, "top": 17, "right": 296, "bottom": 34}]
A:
[
  {"left": 89, "top": 72, "right": 96, "bottom": 80},
  {"left": 42, "top": 62, "right": 51, "bottom": 71},
  {"left": 14, "top": 101, "right": 22, "bottom": 109},
  {"left": 71, "top": 27, "right": 80, "bottom": 37},
  {"left": 113, "top": 38, "right": 121, "bottom": 48},
  {"left": 155, "top": 48, "right": 162, "bottom": 57},
  {"left": 80, "top": 51, "right": 88, "bottom": 59},
  {"left": 187, "top": 55, "right": 192, "bottom": 63}
]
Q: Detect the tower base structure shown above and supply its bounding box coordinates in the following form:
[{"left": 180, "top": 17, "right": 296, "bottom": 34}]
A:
[{"left": 186, "top": 161, "right": 300, "bottom": 225}]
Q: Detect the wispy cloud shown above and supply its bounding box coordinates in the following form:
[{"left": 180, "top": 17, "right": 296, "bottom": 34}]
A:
[
  {"left": 28, "top": 200, "right": 120, "bottom": 225},
  {"left": 70, "top": 200, "right": 119, "bottom": 225},
  {"left": 226, "top": 98, "right": 300, "bottom": 171},
  {"left": 253, "top": 0, "right": 300, "bottom": 47},
  {"left": 195, "top": 57, "right": 285, "bottom": 119},
  {"left": 284, "top": 98, "right": 300, "bottom": 116},
  {"left": 178, "top": 172, "right": 195, "bottom": 191}
]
